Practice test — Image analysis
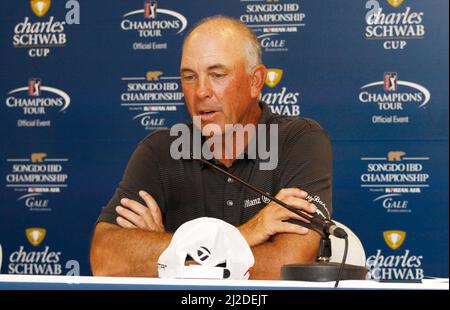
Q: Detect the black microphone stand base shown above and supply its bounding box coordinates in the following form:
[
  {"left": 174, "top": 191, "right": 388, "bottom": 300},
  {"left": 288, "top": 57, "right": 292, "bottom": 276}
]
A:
[{"left": 281, "top": 262, "right": 368, "bottom": 282}]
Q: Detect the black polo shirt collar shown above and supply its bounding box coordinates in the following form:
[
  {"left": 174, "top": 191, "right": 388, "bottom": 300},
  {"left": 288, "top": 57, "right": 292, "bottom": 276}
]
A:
[{"left": 185, "top": 102, "right": 275, "bottom": 167}]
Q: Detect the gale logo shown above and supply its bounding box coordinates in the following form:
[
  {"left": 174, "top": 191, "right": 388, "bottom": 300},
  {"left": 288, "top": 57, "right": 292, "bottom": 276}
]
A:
[
  {"left": 383, "top": 230, "right": 406, "bottom": 249},
  {"left": 25, "top": 228, "right": 46, "bottom": 247},
  {"left": 258, "top": 33, "right": 287, "bottom": 52},
  {"left": 373, "top": 194, "right": 410, "bottom": 213},
  {"left": 18, "top": 193, "right": 51, "bottom": 212},
  {"left": 133, "top": 113, "right": 166, "bottom": 130},
  {"left": 30, "top": 0, "right": 51, "bottom": 17}
]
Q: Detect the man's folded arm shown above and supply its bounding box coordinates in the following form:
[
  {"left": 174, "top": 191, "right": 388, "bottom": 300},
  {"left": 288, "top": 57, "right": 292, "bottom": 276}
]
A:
[
  {"left": 247, "top": 126, "right": 332, "bottom": 280},
  {"left": 249, "top": 232, "right": 321, "bottom": 280},
  {"left": 90, "top": 222, "right": 173, "bottom": 277}
]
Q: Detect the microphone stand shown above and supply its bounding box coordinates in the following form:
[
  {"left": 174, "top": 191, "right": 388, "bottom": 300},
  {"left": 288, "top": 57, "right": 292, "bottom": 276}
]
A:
[{"left": 193, "top": 156, "right": 368, "bottom": 283}]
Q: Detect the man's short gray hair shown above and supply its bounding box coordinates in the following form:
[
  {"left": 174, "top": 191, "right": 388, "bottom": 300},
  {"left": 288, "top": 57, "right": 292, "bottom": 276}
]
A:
[{"left": 183, "top": 15, "right": 262, "bottom": 72}]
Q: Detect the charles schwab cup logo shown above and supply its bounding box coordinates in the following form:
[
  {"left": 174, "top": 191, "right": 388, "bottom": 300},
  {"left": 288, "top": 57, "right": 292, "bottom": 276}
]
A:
[
  {"left": 120, "top": 1, "right": 188, "bottom": 50},
  {"left": 261, "top": 68, "right": 300, "bottom": 116},
  {"left": 26, "top": 227, "right": 47, "bottom": 246},
  {"left": 366, "top": 230, "right": 424, "bottom": 281},
  {"left": 358, "top": 72, "right": 431, "bottom": 124},
  {"left": 5, "top": 78, "right": 71, "bottom": 128},
  {"left": 240, "top": 0, "right": 306, "bottom": 53},
  {"left": 31, "top": 0, "right": 51, "bottom": 17},
  {"left": 12, "top": 0, "right": 80, "bottom": 57},
  {"left": 6, "top": 153, "right": 70, "bottom": 212},
  {"left": 383, "top": 230, "right": 405, "bottom": 250},
  {"left": 361, "top": 151, "right": 430, "bottom": 214},
  {"left": 365, "top": 0, "right": 425, "bottom": 50},
  {"left": 8, "top": 228, "right": 63, "bottom": 275},
  {"left": 120, "top": 71, "right": 184, "bottom": 130}
]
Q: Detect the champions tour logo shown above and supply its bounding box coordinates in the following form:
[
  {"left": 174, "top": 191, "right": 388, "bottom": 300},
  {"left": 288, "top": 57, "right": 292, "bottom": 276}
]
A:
[
  {"left": 5, "top": 78, "right": 71, "bottom": 127},
  {"left": 261, "top": 68, "right": 300, "bottom": 116},
  {"left": 5, "top": 153, "right": 70, "bottom": 212},
  {"left": 12, "top": 0, "right": 80, "bottom": 57},
  {"left": 120, "top": 1, "right": 188, "bottom": 50},
  {"left": 239, "top": 0, "right": 306, "bottom": 53},
  {"left": 366, "top": 230, "right": 424, "bottom": 281},
  {"left": 120, "top": 71, "right": 185, "bottom": 130},
  {"left": 365, "top": 0, "right": 425, "bottom": 50},
  {"left": 358, "top": 72, "right": 431, "bottom": 124},
  {"left": 360, "top": 151, "right": 430, "bottom": 213}
]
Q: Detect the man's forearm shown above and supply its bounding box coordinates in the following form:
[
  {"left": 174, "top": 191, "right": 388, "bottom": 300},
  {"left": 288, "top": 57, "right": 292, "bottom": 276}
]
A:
[
  {"left": 249, "top": 232, "right": 321, "bottom": 280},
  {"left": 90, "top": 222, "right": 172, "bottom": 277}
]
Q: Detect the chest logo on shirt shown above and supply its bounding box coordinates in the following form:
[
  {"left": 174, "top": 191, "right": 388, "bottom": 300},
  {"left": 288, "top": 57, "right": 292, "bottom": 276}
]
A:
[{"left": 244, "top": 195, "right": 271, "bottom": 208}]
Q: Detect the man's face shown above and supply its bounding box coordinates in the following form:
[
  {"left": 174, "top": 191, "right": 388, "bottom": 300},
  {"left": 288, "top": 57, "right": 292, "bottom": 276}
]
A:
[{"left": 180, "top": 28, "right": 255, "bottom": 136}]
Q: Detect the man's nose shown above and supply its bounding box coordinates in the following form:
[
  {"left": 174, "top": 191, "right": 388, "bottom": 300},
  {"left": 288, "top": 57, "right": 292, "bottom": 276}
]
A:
[{"left": 196, "top": 76, "right": 213, "bottom": 99}]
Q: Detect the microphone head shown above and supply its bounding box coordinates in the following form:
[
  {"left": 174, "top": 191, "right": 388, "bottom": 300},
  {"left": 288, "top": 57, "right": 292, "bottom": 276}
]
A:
[{"left": 329, "top": 224, "right": 348, "bottom": 239}]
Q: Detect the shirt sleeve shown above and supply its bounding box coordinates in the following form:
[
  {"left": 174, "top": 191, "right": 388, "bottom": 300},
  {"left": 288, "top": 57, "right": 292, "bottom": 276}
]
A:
[
  {"left": 97, "top": 134, "right": 167, "bottom": 225},
  {"left": 277, "top": 124, "right": 333, "bottom": 219}
]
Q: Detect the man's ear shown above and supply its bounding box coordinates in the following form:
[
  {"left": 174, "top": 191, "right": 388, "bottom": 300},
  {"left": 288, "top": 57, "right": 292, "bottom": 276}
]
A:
[{"left": 250, "top": 64, "right": 267, "bottom": 99}]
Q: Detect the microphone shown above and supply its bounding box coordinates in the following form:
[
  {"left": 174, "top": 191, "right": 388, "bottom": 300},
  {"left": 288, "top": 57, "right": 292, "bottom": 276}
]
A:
[{"left": 191, "top": 154, "right": 368, "bottom": 285}]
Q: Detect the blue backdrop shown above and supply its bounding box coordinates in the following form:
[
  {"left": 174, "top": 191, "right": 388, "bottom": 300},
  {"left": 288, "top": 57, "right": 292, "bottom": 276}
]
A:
[{"left": 0, "top": 0, "right": 448, "bottom": 279}]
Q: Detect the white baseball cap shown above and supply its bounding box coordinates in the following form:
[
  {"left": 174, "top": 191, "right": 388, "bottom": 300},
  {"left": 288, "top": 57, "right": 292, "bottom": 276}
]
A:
[{"left": 158, "top": 217, "right": 254, "bottom": 280}]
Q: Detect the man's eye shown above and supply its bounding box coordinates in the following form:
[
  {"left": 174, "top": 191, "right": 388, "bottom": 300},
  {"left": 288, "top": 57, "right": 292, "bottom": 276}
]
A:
[
  {"left": 212, "top": 73, "right": 225, "bottom": 79},
  {"left": 182, "top": 75, "right": 195, "bottom": 81}
]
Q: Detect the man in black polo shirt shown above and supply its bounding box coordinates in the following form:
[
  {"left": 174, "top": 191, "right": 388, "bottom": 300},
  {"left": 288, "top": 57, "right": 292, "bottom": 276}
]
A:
[{"left": 90, "top": 16, "right": 332, "bottom": 280}]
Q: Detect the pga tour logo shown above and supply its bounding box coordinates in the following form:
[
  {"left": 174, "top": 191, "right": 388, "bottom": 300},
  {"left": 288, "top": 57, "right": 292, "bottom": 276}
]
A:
[
  {"left": 359, "top": 72, "right": 431, "bottom": 110},
  {"left": 144, "top": 0, "right": 157, "bottom": 18},
  {"left": 6, "top": 79, "right": 71, "bottom": 116},
  {"left": 384, "top": 72, "right": 397, "bottom": 91},
  {"left": 120, "top": 1, "right": 188, "bottom": 39},
  {"left": 359, "top": 72, "right": 431, "bottom": 124}
]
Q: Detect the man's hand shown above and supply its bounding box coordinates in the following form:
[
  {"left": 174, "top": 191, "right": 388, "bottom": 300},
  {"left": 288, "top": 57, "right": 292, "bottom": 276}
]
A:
[
  {"left": 115, "top": 190, "right": 165, "bottom": 232},
  {"left": 239, "top": 188, "right": 317, "bottom": 247}
]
